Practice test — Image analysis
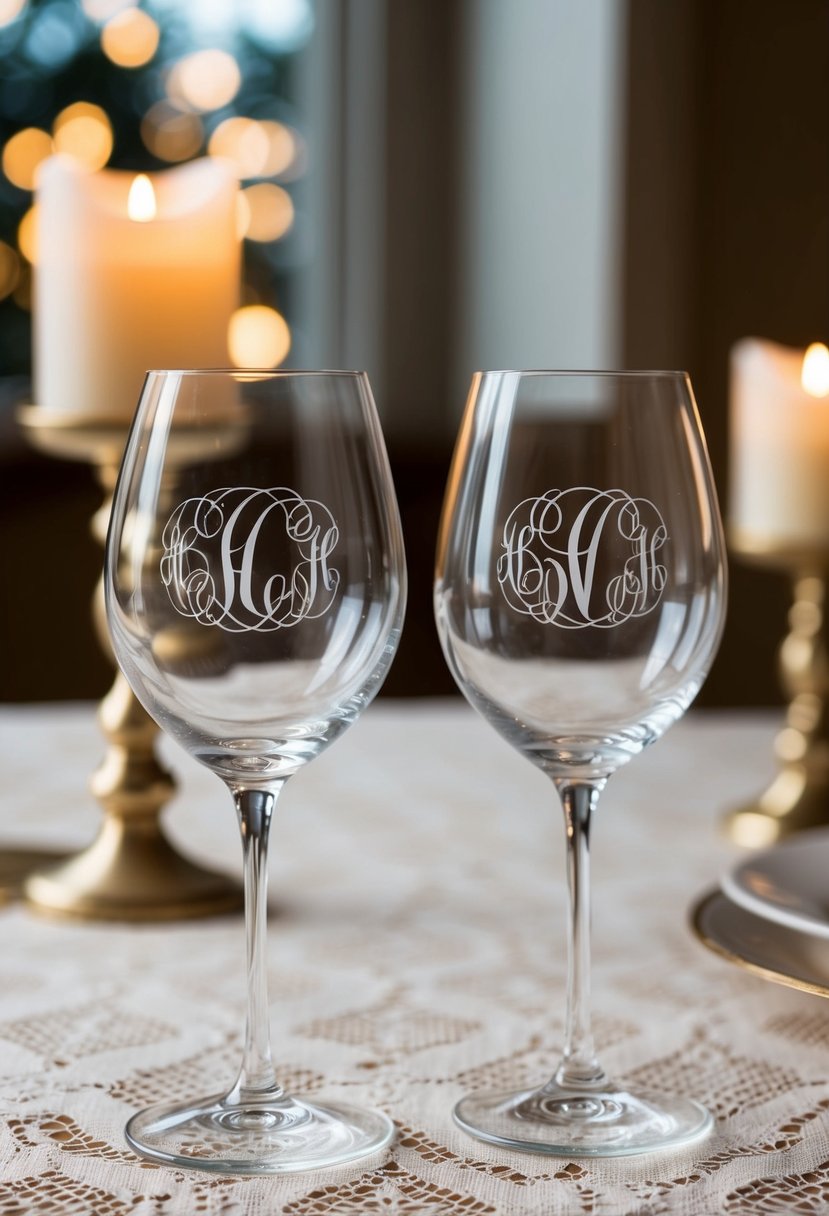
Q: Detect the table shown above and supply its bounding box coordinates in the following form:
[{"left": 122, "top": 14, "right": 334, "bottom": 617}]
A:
[{"left": 0, "top": 701, "right": 826, "bottom": 1215}]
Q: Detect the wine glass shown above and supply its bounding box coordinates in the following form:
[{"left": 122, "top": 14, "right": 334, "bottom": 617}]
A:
[
  {"left": 105, "top": 370, "right": 406, "bottom": 1174},
  {"left": 434, "top": 370, "right": 727, "bottom": 1157}
]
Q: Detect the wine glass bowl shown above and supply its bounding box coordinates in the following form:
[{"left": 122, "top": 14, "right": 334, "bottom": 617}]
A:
[
  {"left": 106, "top": 370, "right": 406, "bottom": 1173},
  {"left": 435, "top": 370, "right": 726, "bottom": 1156}
]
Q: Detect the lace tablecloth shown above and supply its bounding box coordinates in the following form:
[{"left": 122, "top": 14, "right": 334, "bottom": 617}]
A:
[{"left": 0, "top": 700, "right": 827, "bottom": 1215}]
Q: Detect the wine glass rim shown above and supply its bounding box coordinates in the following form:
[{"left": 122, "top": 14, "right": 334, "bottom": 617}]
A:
[
  {"left": 475, "top": 368, "right": 689, "bottom": 379},
  {"left": 144, "top": 368, "right": 368, "bottom": 378}
]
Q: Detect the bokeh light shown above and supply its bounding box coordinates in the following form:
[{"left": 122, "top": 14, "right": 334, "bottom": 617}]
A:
[
  {"left": 167, "top": 49, "right": 241, "bottom": 113},
  {"left": 239, "top": 183, "right": 294, "bottom": 242},
  {"left": 0, "top": 0, "right": 26, "bottom": 28},
  {"left": 53, "top": 101, "right": 113, "bottom": 170},
  {"left": 17, "top": 204, "right": 37, "bottom": 264},
  {"left": 207, "top": 117, "right": 299, "bottom": 180},
  {"left": 81, "top": 0, "right": 131, "bottom": 21},
  {"left": 24, "top": 2, "right": 85, "bottom": 69},
  {"left": 228, "top": 305, "right": 290, "bottom": 368},
  {"left": 12, "top": 261, "right": 30, "bottom": 309},
  {"left": 140, "top": 101, "right": 203, "bottom": 163},
  {"left": 165, "top": 0, "right": 313, "bottom": 54},
  {"left": 258, "top": 120, "right": 297, "bottom": 177},
  {"left": 0, "top": 241, "right": 20, "bottom": 299},
  {"left": 2, "top": 127, "right": 53, "bottom": 190},
  {"left": 239, "top": 0, "right": 313, "bottom": 53},
  {"left": 208, "top": 116, "right": 269, "bottom": 178},
  {"left": 101, "top": 7, "right": 159, "bottom": 68}
]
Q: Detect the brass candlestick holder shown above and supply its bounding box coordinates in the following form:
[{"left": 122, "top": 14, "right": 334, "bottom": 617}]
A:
[
  {"left": 724, "top": 533, "right": 829, "bottom": 848},
  {"left": 18, "top": 406, "right": 243, "bottom": 920}
]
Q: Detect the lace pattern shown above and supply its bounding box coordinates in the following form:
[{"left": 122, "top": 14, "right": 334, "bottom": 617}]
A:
[{"left": 0, "top": 703, "right": 824, "bottom": 1214}]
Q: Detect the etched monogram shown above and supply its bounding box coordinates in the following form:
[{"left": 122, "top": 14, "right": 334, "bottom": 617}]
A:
[
  {"left": 497, "top": 487, "right": 667, "bottom": 628},
  {"left": 160, "top": 487, "right": 340, "bottom": 633}
]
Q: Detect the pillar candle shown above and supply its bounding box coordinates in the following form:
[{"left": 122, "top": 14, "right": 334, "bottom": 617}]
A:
[
  {"left": 729, "top": 337, "right": 829, "bottom": 552},
  {"left": 34, "top": 155, "right": 240, "bottom": 420}
]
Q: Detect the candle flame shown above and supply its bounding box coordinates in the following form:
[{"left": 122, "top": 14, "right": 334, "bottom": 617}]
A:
[
  {"left": 801, "top": 342, "right": 829, "bottom": 398},
  {"left": 128, "top": 173, "right": 156, "bottom": 222}
]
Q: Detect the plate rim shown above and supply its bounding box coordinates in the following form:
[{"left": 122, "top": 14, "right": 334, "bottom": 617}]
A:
[
  {"left": 689, "top": 888, "right": 829, "bottom": 999},
  {"left": 721, "top": 829, "right": 829, "bottom": 941}
]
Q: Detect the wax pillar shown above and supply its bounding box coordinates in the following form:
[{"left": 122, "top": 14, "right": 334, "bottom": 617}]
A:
[{"left": 34, "top": 155, "right": 240, "bottom": 419}]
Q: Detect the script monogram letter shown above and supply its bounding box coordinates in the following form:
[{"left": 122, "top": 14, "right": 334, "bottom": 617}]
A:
[
  {"left": 161, "top": 487, "right": 340, "bottom": 633},
  {"left": 497, "top": 487, "right": 667, "bottom": 629}
]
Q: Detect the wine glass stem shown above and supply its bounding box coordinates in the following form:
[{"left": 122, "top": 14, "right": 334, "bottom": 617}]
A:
[
  {"left": 228, "top": 785, "right": 283, "bottom": 1105},
  {"left": 553, "top": 779, "right": 607, "bottom": 1091}
]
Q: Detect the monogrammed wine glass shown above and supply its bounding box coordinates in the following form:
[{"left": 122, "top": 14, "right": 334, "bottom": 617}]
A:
[
  {"left": 435, "top": 371, "right": 726, "bottom": 1156},
  {"left": 105, "top": 370, "right": 406, "bottom": 1174}
]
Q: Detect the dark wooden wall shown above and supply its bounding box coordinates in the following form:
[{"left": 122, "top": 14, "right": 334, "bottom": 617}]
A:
[{"left": 621, "top": 0, "right": 829, "bottom": 706}]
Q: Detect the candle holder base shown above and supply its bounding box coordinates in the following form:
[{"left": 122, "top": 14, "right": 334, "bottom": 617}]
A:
[
  {"left": 18, "top": 405, "right": 244, "bottom": 921},
  {"left": 0, "top": 848, "right": 72, "bottom": 905},
  {"left": 24, "top": 833, "right": 241, "bottom": 922},
  {"left": 23, "top": 671, "right": 243, "bottom": 922}
]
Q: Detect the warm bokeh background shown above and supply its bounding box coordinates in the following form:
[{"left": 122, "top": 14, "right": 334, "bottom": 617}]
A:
[{"left": 0, "top": 0, "right": 827, "bottom": 704}]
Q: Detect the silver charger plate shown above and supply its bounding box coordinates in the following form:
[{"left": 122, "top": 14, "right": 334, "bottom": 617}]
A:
[{"left": 691, "top": 888, "right": 829, "bottom": 998}]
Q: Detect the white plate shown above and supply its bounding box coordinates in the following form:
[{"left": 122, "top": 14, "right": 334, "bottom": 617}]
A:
[
  {"left": 691, "top": 888, "right": 829, "bottom": 997},
  {"left": 721, "top": 828, "right": 829, "bottom": 940}
]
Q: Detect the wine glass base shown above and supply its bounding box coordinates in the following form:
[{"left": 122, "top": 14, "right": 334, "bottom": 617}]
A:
[
  {"left": 125, "top": 1093, "right": 394, "bottom": 1175},
  {"left": 453, "top": 1084, "right": 713, "bottom": 1158}
]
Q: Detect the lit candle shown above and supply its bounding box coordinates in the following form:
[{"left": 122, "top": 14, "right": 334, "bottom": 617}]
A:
[
  {"left": 33, "top": 155, "right": 240, "bottom": 420},
  {"left": 729, "top": 337, "right": 829, "bottom": 553}
]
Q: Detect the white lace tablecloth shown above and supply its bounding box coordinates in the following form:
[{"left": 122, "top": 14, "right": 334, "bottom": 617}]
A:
[{"left": 0, "top": 700, "right": 827, "bottom": 1215}]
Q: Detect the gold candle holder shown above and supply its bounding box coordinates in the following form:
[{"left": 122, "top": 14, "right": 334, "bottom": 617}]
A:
[
  {"left": 0, "top": 846, "right": 71, "bottom": 906},
  {"left": 724, "top": 533, "right": 829, "bottom": 848},
  {"left": 17, "top": 406, "right": 243, "bottom": 920}
]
